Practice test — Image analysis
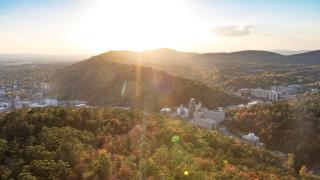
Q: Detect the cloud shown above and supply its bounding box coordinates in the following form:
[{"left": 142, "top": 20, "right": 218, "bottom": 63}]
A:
[{"left": 211, "top": 25, "right": 253, "bottom": 37}]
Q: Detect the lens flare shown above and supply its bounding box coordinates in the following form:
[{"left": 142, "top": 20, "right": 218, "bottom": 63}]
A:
[
  {"left": 121, "top": 80, "right": 127, "bottom": 97},
  {"left": 171, "top": 135, "right": 180, "bottom": 143},
  {"left": 184, "top": 170, "right": 189, "bottom": 176}
]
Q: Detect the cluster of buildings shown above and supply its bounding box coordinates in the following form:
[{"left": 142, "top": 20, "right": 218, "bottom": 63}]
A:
[
  {"left": 0, "top": 79, "right": 90, "bottom": 112},
  {"left": 0, "top": 81, "right": 57, "bottom": 111},
  {"left": 160, "top": 99, "right": 264, "bottom": 146},
  {"left": 238, "top": 84, "right": 301, "bottom": 101},
  {"left": 160, "top": 98, "right": 225, "bottom": 130},
  {"left": 0, "top": 94, "right": 89, "bottom": 112}
]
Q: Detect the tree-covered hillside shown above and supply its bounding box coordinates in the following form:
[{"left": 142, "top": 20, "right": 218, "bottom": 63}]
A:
[
  {"left": 0, "top": 107, "right": 298, "bottom": 179},
  {"left": 55, "top": 59, "right": 243, "bottom": 111},
  {"left": 227, "top": 93, "right": 320, "bottom": 173}
]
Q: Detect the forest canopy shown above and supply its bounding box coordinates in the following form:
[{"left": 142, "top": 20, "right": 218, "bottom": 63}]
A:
[{"left": 0, "top": 107, "right": 299, "bottom": 179}]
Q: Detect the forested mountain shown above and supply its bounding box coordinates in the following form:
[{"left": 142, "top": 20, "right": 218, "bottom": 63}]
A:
[
  {"left": 284, "top": 50, "right": 320, "bottom": 64},
  {"left": 227, "top": 93, "right": 320, "bottom": 172},
  {"left": 55, "top": 58, "right": 242, "bottom": 110},
  {"left": 200, "top": 50, "right": 284, "bottom": 64},
  {"left": 0, "top": 107, "right": 300, "bottom": 179}
]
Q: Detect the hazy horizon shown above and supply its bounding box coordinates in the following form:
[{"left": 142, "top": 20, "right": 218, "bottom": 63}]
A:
[{"left": 0, "top": 48, "right": 317, "bottom": 57}]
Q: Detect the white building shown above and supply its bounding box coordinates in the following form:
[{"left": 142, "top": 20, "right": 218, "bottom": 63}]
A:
[
  {"left": 208, "top": 107, "right": 225, "bottom": 123},
  {"left": 75, "top": 104, "right": 88, "bottom": 107},
  {"left": 193, "top": 108, "right": 216, "bottom": 129},
  {"left": 195, "top": 102, "right": 202, "bottom": 112},
  {"left": 193, "top": 108, "right": 208, "bottom": 119},
  {"left": 237, "top": 104, "right": 246, "bottom": 108},
  {"left": 74, "top": 100, "right": 87, "bottom": 106},
  {"left": 271, "top": 84, "right": 301, "bottom": 100},
  {"left": 192, "top": 106, "right": 225, "bottom": 129},
  {"left": 311, "top": 88, "right": 319, "bottom": 93},
  {"left": 0, "top": 89, "right": 5, "bottom": 97},
  {"left": 14, "top": 96, "right": 22, "bottom": 109},
  {"left": 242, "top": 133, "right": 260, "bottom": 143},
  {"left": 188, "top": 98, "right": 196, "bottom": 119},
  {"left": 160, "top": 107, "right": 171, "bottom": 115},
  {"left": 41, "top": 83, "right": 49, "bottom": 92},
  {"left": 268, "top": 91, "right": 279, "bottom": 101},
  {"left": 0, "top": 102, "right": 9, "bottom": 112},
  {"left": 281, "top": 94, "right": 297, "bottom": 100},
  {"left": 29, "top": 103, "right": 46, "bottom": 108},
  {"left": 271, "top": 84, "right": 300, "bottom": 94},
  {"left": 250, "top": 88, "right": 270, "bottom": 99},
  {"left": 251, "top": 88, "right": 279, "bottom": 101},
  {"left": 45, "top": 99, "right": 58, "bottom": 106},
  {"left": 0, "top": 102, "right": 9, "bottom": 108},
  {"left": 247, "top": 100, "right": 263, "bottom": 107},
  {"left": 176, "top": 105, "right": 189, "bottom": 118}
]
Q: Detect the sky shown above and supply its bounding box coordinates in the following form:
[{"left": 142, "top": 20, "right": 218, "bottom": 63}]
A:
[{"left": 0, "top": 0, "right": 319, "bottom": 54}]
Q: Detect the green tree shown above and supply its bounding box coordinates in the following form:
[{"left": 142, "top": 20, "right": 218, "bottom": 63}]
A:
[
  {"left": 27, "top": 159, "right": 71, "bottom": 180},
  {"left": 0, "top": 138, "right": 7, "bottom": 160},
  {"left": 17, "top": 171, "right": 37, "bottom": 180},
  {"left": 87, "top": 150, "right": 112, "bottom": 180}
]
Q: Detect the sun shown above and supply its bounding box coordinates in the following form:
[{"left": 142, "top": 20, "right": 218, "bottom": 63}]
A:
[{"left": 70, "top": 0, "right": 211, "bottom": 53}]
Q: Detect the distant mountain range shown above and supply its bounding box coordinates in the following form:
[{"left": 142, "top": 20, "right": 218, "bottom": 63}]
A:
[
  {"left": 1, "top": 49, "right": 318, "bottom": 65},
  {"left": 0, "top": 54, "right": 91, "bottom": 64},
  {"left": 283, "top": 50, "right": 320, "bottom": 64},
  {"left": 93, "top": 48, "right": 320, "bottom": 67}
]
